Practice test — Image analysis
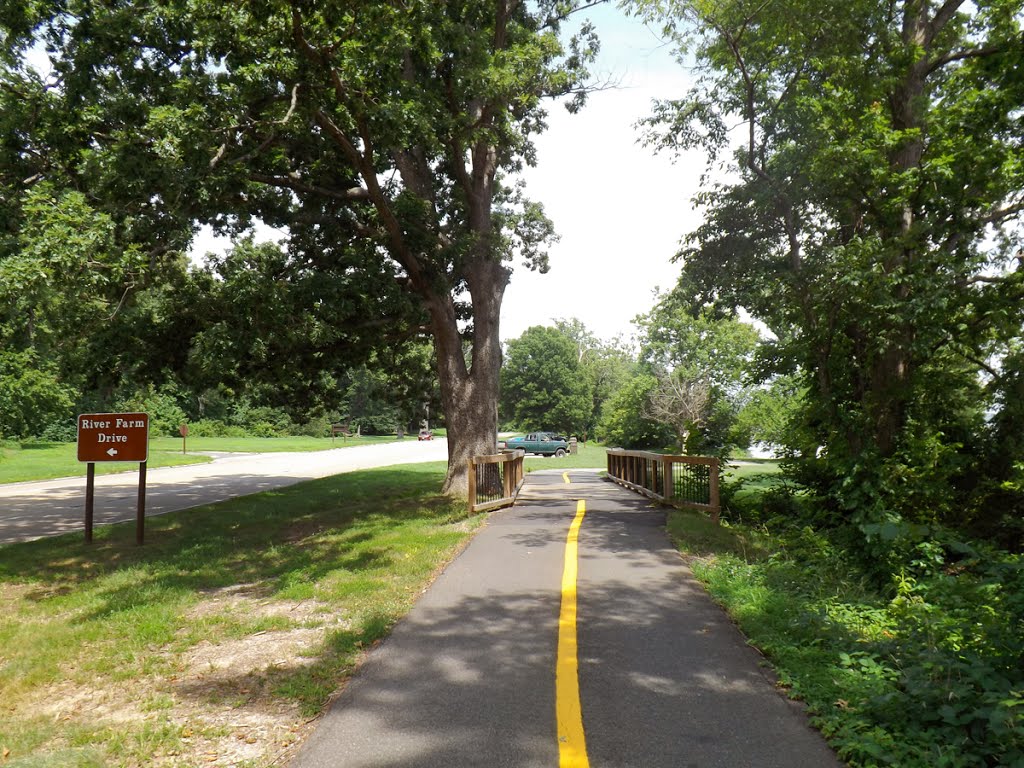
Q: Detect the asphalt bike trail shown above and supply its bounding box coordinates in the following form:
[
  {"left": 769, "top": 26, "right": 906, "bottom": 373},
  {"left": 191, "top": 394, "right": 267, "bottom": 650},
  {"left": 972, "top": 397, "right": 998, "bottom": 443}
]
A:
[{"left": 293, "top": 469, "right": 842, "bottom": 768}]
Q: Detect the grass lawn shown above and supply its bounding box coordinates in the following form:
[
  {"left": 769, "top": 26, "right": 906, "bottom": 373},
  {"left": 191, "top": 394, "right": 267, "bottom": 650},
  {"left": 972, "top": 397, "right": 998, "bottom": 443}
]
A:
[
  {"left": 0, "top": 461, "right": 480, "bottom": 768},
  {"left": 518, "top": 443, "right": 780, "bottom": 478},
  {"left": 0, "top": 442, "right": 211, "bottom": 485},
  {"left": 521, "top": 441, "right": 609, "bottom": 471},
  {"left": 720, "top": 459, "right": 785, "bottom": 512},
  {"left": 0, "top": 435, "right": 405, "bottom": 486},
  {"left": 723, "top": 458, "right": 783, "bottom": 480},
  {"left": 148, "top": 434, "right": 402, "bottom": 454}
]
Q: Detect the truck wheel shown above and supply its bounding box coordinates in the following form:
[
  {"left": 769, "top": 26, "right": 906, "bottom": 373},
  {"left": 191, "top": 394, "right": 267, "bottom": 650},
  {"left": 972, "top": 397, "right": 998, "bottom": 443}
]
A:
[{"left": 554, "top": 448, "right": 566, "bottom": 458}]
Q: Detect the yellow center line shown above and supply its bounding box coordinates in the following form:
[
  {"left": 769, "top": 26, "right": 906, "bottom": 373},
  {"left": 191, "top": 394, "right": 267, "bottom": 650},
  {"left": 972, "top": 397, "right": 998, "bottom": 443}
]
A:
[
  {"left": 562, "top": 471, "right": 571, "bottom": 484},
  {"left": 556, "top": 499, "right": 590, "bottom": 768}
]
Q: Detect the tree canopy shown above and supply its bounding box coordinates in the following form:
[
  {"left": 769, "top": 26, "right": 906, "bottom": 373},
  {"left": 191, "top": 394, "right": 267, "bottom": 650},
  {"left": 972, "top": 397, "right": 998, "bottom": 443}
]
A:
[
  {"left": 632, "top": 0, "right": 1024, "bottom": 552},
  {"left": 501, "top": 324, "right": 593, "bottom": 435},
  {"left": 634, "top": 291, "right": 760, "bottom": 453},
  {"left": 1, "top": 0, "right": 601, "bottom": 492}
]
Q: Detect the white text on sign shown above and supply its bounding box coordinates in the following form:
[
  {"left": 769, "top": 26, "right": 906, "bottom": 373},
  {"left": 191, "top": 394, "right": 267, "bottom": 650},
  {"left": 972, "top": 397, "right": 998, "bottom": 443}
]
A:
[{"left": 80, "top": 417, "right": 146, "bottom": 430}]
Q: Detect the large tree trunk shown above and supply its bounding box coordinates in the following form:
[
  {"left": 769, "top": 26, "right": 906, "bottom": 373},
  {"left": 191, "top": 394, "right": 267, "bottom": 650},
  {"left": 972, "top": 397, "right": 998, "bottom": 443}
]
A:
[
  {"left": 429, "top": 259, "right": 509, "bottom": 497},
  {"left": 858, "top": 1, "right": 929, "bottom": 458},
  {"left": 867, "top": 345, "right": 912, "bottom": 457}
]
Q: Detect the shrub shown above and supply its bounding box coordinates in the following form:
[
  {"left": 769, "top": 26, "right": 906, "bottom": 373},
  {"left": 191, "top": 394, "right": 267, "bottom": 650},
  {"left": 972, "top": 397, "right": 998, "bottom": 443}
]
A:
[
  {"left": 39, "top": 419, "right": 78, "bottom": 442},
  {"left": 247, "top": 421, "right": 281, "bottom": 438},
  {"left": 229, "top": 404, "right": 296, "bottom": 436},
  {"left": 293, "top": 415, "right": 333, "bottom": 438},
  {"left": 687, "top": 491, "right": 1024, "bottom": 767},
  {"left": 0, "top": 352, "right": 76, "bottom": 439},
  {"left": 185, "top": 419, "right": 247, "bottom": 437},
  {"left": 351, "top": 413, "right": 399, "bottom": 436},
  {"left": 115, "top": 385, "right": 187, "bottom": 437}
]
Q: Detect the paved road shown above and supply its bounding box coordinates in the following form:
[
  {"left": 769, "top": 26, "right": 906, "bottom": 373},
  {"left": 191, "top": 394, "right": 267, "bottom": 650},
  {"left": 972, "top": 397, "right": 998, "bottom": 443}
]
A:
[
  {"left": 0, "top": 439, "right": 449, "bottom": 545},
  {"left": 294, "top": 470, "right": 842, "bottom": 768}
]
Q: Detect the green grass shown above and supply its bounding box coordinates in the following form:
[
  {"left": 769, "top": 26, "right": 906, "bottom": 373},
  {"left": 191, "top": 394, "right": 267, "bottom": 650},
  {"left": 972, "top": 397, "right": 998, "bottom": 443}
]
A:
[
  {"left": 519, "top": 446, "right": 781, "bottom": 478},
  {"left": 719, "top": 460, "right": 787, "bottom": 515},
  {"left": 666, "top": 507, "right": 773, "bottom": 561},
  {"left": 0, "top": 461, "right": 481, "bottom": 767},
  {"left": 519, "top": 445, "right": 775, "bottom": 484},
  {"left": 148, "top": 434, "right": 402, "bottom": 454},
  {"left": 521, "top": 441, "right": 609, "bottom": 471},
  {"left": 0, "top": 442, "right": 211, "bottom": 485},
  {"left": 0, "top": 435, "right": 406, "bottom": 485},
  {"left": 723, "top": 458, "right": 782, "bottom": 480}
]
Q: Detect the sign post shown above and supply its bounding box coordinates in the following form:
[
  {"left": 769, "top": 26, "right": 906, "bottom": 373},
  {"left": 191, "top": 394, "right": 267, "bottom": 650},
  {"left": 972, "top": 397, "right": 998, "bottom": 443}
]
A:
[
  {"left": 85, "top": 463, "right": 96, "bottom": 543},
  {"left": 77, "top": 413, "right": 150, "bottom": 544},
  {"left": 179, "top": 423, "right": 188, "bottom": 454},
  {"left": 137, "top": 461, "right": 147, "bottom": 545}
]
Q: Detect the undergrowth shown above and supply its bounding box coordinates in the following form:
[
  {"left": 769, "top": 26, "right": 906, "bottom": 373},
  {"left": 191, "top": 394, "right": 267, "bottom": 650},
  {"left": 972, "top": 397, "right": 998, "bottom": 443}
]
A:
[{"left": 669, "top": 475, "right": 1024, "bottom": 768}]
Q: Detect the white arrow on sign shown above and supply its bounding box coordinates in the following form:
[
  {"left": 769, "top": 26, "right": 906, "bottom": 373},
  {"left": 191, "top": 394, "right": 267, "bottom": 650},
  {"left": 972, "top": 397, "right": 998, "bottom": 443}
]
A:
[{"left": 106, "top": 448, "right": 118, "bottom": 457}]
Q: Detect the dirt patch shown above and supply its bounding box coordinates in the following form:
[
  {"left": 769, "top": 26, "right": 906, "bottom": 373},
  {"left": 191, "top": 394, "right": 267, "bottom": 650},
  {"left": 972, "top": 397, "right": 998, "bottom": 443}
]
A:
[
  {"left": 446, "top": 518, "right": 479, "bottom": 534},
  {"left": 26, "top": 590, "right": 351, "bottom": 767},
  {"left": 183, "top": 626, "right": 330, "bottom": 680},
  {"left": 186, "top": 583, "right": 338, "bottom": 623},
  {"left": 34, "top": 681, "right": 145, "bottom": 725},
  {"left": 0, "top": 582, "right": 31, "bottom": 606},
  {"left": 281, "top": 519, "right": 328, "bottom": 543}
]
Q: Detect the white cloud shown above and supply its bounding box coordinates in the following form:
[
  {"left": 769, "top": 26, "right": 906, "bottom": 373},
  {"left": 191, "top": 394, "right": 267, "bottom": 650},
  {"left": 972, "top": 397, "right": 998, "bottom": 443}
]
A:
[
  {"left": 189, "top": 222, "right": 288, "bottom": 268},
  {"left": 501, "top": 9, "right": 702, "bottom": 343},
  {"left": 24, "top": 43, "right": 53, "bottom": 79}
]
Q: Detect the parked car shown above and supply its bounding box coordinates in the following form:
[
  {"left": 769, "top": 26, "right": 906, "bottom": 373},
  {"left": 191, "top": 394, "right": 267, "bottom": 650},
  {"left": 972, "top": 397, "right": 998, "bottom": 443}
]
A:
[{"left": 503, "top": 432, "right": 568, "bottom": 457}]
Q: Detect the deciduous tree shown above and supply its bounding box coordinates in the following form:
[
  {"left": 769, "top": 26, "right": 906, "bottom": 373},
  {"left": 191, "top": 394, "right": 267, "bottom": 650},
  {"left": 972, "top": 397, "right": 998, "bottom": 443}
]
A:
[
  {"left": 597, "top": 373, "right": 674, "bottom": 449},
  {"left": 2, "top": 0, "right": 601, "bottom": 494},
  {"left": 636, "top": 290, "right": 760, "bottom": 453},
  {"left": 554, "top": 317, "right": 636, "bottom": 439},
  {"left": 643, "top": 371, "right": 709, "bottom": 451},
  {"left": 501, "top": 324, "right": 594, "bottom": 435},
  {"left": 632, "top": 0, "right": 1024, "bottom": 532}
]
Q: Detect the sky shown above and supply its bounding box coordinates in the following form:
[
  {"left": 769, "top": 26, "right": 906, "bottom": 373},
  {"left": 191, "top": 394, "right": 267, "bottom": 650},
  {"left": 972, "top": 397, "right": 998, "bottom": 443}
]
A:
[
  {"left": 503, "top": 5, "right": 703, "bottom": 344},
  {"left": 187, "top": 6, "right": 706, "bottom": 345}
]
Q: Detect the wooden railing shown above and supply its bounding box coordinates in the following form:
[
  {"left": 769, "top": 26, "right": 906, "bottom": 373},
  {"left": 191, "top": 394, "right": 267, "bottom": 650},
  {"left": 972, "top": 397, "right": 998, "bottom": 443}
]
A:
[
  {"left": 468, "top": 450, "right": 526, "bottom": 513},
  {"left": 606, "top": 449, "right": 721, "bottom": 523}
]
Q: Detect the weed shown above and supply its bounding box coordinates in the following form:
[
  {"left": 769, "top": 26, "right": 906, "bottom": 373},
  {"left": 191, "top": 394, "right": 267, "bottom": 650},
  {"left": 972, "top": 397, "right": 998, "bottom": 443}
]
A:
[{"left": 669, "top": 508, "right": 1024, "bottom": 766}]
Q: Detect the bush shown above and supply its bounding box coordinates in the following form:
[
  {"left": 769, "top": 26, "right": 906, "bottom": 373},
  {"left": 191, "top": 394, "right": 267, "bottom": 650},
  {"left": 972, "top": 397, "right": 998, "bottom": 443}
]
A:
[
  {"left": 720, "top": 471, "right": 807, "bottom": 527},
  {"left": 351, "top": 413, "right": 399, "bottom": 436},
  {"left": 293, "top": 415, "right": 333, "bottom": 438},
  {"left": 687, "top": 484, "right": 1024, "bottom": 768},
  {"left": 966, "top": 463, "right": 1024, "bottom": 553},
  {"left": 596, "top": 374, "right": 674, "bottom": 449},
  {"left": 39, "top": 419, "right": 78, "bottom": 442},
  {"left": 115, "top": 385, "right": 187, "bottom": 437},
  {"left": 185, "top": 419, "right": 247, "bottom": 437},
  {"left": 228, "top": 403, "right": 296, "bottom": 437},
  {"left": 247, "top": 421, "right": 281, "bottom": 438},
  {"left": 0, "top": 352, "right": 76, "bottom": 439}
]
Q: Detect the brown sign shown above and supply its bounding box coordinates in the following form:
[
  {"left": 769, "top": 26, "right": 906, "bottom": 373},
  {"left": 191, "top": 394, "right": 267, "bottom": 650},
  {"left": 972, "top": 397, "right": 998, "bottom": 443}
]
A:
[{"left": 77, "top": 413, "right": 149, "bottom": 463}]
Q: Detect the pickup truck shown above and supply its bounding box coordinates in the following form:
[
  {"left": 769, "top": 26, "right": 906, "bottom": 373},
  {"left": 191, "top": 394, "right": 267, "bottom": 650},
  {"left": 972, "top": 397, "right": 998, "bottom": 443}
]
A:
[{"left": 502, "top": 432, "right": 569, "bottom": 457}]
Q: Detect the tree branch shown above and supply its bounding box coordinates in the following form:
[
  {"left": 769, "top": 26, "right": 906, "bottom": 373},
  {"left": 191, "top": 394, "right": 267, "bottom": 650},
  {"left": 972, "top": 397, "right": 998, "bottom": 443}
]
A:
[
  {"left": 927, "top": 42, "right": 1009, "bottom": 74},
  {"left": 247, "top": 172, "right": 371, "bottom": 202},
  {"left": 313, "top": 109, "right": 364, "bottom": 169},
  {"left": 277, "top": 82, "right": 301, "bottom": 125},
  {"left": 980, "top": 200, "right": 1024, "bottom": 227},
  {"left": 539, "top": 0, "right": 605, "bottom": 30},
  {"left": 928, "top": 0, "right": 967, "bottom": 44}
]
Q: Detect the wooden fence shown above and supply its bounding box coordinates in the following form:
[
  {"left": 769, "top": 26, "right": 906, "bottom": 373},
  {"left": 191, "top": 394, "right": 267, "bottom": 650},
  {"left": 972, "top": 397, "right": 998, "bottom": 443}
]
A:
[
  {"left": 468, "top": 450, "right": 526, "bottom": 513},
  {"left": 606, "top": 449, "right": 721, "bottom": 523}
]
